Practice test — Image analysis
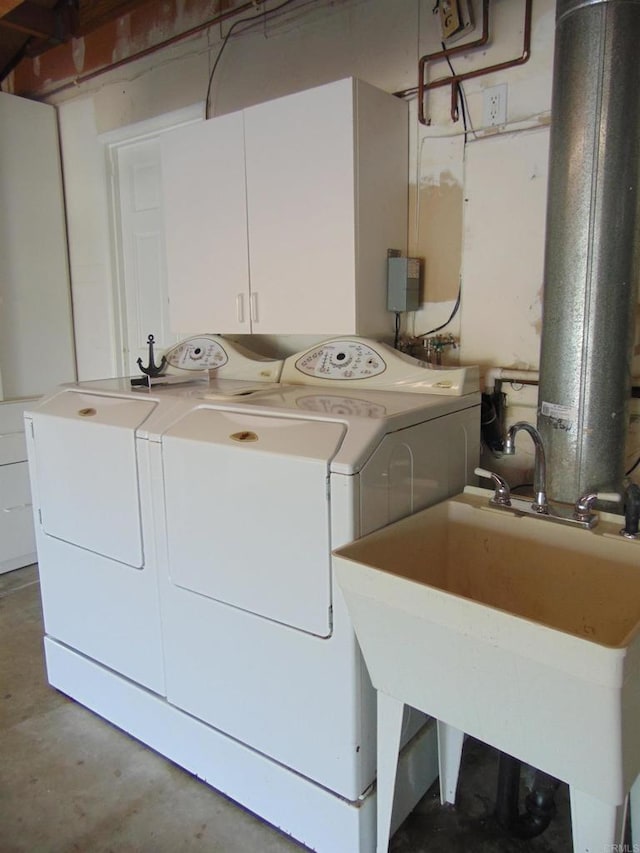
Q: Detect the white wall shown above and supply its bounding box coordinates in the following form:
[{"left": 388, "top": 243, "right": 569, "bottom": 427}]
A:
[
  {"left": 461, "top": 125, "right": 549, "bottom": 370},
  {"left": 47, "top": 0, "right": 640, "bottom": 486},
  {"left": 0, "top": 94, "right": 76, "bottom": 398},
  {"left": 42, "top": 0, "right": 640, "bottom": 486},
  {"left": 49, "top": 0, "right": 556, "bottom": 383}
]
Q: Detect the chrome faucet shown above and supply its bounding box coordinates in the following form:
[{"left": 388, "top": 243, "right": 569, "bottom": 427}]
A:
[
  {"left": 503, "top": 421, "right": 549, "bottom": 514},
  {"left": 478, "top": 421, "right": 621, "bottom": 529}
]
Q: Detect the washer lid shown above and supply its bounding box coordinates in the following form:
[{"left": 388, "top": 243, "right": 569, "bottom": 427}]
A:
[
  {"left": 163, "top": 406, "right": 345, "bottom": 461},
  {"left": 214, "top": 383, "right": 481, "bottom": 475},
  {"left": 161, "top": 408, "right": 345, "bottom": 637}
]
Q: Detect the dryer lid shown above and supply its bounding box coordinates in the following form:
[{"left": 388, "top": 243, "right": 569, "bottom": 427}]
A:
[{"left": 31, "top": 389, "right": 157, "bottom": 567}]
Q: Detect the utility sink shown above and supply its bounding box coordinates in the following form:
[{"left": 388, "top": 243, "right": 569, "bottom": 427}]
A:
[{"left": 333, "top": 487, "right": 640, "bottom": 816}]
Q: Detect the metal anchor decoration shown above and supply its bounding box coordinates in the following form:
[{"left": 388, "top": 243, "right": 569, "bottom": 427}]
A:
[{"left": 137, "top": 334, "right": 167, "bottom": 378}]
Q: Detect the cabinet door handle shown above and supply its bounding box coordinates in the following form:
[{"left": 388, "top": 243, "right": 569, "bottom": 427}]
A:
[
  {"left": 250, "top": 292, "right": 259, "bottom": 324},
  {"left": 236, "top": 293, "right": 245, "bottom": 324}
]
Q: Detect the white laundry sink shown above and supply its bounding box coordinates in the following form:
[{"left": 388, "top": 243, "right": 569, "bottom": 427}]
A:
[{"left": 333, "top": 487, "right": 640, "bottom": 807}]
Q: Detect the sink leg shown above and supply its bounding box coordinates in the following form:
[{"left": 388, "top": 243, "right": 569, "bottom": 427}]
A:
[
  {"left": 569, "top": 787, "right": 627, "bottom": 852},
  {"left": 437, "top": 720, "right": 464, "bottom": 805},
  {"left": 376, "top": 691, "right": 405, "bottom": 853},
  {"left": 630, "top": 774, "right": 640, "bottom": 842}
]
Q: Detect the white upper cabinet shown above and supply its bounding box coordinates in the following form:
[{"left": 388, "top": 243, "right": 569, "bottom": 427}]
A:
[
  {"left": 243, "top": 79, "right": 356, "bottom": 334},
  {"left": 162, "top": 111, "right": 250, "bottom": 333},
  {"left": 161, "top": 78, "right": 408, "bottom": 337}
]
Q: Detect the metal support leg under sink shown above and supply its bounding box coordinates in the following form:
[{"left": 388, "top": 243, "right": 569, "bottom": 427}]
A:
[{"left": 374, "top": 693, "right": 637, "bottom": 853}]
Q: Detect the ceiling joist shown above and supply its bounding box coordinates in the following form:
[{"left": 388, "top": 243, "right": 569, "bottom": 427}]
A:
[
  {"left": 75, "top": 0, "right": 152, "bottom": 35},
  {"left": 0, "top": 0, "right": 26, "bottom": 14},
  {"left": 0, "top": 1, "right": 59, "bottom": 39},
  {"left": 0, "top": 0, "right": 228, "bottom": 85}
]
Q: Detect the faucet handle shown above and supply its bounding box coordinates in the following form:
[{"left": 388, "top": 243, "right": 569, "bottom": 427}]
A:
[
  {"left": 596, "top": 492, "right": 622, "bottom": 503},
  {"left": 574, "top": 491, "right": 621, "bottom": 523},
  {"left": 475, "top": 467, "right": 512, "bottom": 506}
]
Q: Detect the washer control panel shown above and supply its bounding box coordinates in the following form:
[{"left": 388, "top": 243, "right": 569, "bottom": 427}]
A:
[
  {"left": 294, "top": 341, "right": 386, "bottom": 380},
  {"left": 165, "top": 336, "right": 229, "bottom": 371},
  {"left": 282, "top": 337, "right": 479, "bottom": 395}
]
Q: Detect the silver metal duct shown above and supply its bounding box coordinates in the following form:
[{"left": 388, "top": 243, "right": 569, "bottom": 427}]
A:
[{"left": 538, "top": 0, "right": 640, "bottom": 503}]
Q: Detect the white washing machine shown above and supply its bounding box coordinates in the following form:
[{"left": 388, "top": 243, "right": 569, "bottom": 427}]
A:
[{"left": 25, "top": 336, "right": 480, "bottom": 853}]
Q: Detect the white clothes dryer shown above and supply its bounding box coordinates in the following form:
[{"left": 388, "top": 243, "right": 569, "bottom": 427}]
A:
[{"left": 25, "top": 336, "right": 283, "bottom": 691}]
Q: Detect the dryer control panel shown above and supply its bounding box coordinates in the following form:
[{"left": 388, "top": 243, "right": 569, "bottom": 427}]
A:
[
  {"left": 163, "top": 335, "right": 283, "bottom": 382},
  {"left": 294, "top": 341, "right": 386, "bottom": 380}
]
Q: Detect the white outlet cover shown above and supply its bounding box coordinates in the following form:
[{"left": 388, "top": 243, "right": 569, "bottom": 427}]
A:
[{"left": 483, "top": 83, "right": 508, "bottom": 127}]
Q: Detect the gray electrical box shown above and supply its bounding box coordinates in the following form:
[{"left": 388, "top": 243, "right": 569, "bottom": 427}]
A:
[{"left": 387, "top": 256, "right": 421, "bottom": 312}]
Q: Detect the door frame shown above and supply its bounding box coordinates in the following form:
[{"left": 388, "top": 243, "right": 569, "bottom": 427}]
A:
[{"left": 100, "top": 103, "right": 204, "bottom": 376}]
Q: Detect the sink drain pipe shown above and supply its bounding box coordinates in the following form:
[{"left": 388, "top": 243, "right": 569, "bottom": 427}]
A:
[
  {"left": 537, "top": 0, "right": 640, "bottom": 503},
  {"left": 495, "top": 752, "right": 560, "bottom": 839}
]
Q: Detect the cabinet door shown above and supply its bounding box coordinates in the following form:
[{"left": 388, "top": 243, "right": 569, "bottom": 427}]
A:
[
  {"left": 161, "top": 112, "right": 250, "bottom": 334},
  {"left": 0, "top": 399, "right": 38, "bottom": 574},
  {"left": 244, "top": 79, "right": 357, "bottom": 335}
]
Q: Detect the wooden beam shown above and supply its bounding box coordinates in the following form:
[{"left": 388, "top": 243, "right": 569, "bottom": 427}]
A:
[
  {"left": 74, "top": 0, "right": 240, "bottom": 35},
  {"left": 75, "top": 0, "right": 153, "bottom": 34},
  {"left": 0, "top": 0, "right": 26, "bottom": 15},
  {"left": 0, "top": 2, "right": 57, "bottom": 39}
]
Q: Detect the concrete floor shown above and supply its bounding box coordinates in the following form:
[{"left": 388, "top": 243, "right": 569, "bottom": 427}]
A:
[{"left": 1, "top": 564, "right": 579, "bottom": 852}]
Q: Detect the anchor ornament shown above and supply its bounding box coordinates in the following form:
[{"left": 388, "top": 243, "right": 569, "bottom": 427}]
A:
[{"left": 137, "top": 334, "right": 167, "bottom": 377}]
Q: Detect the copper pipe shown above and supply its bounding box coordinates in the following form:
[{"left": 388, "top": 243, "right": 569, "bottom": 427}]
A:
[
  {"left": 21, "top": 0, "right": 260, "bottom": 98},
  {"left": 418, "top": 0, "right": 532, "bottom": 125},
  {"left": 418, "top": 0, "right": 490, "bottom": 122}
]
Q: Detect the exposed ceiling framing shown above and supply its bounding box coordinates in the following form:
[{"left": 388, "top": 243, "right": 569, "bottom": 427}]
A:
[{"left": 0, "top": 0, "right": 155, "bottom": 79}]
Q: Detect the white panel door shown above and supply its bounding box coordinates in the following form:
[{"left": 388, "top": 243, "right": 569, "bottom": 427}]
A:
[
  {"left": 161, "top": 113, "right": 250, "bottom": 335},
  {"left": 244, "top": 79, "right": 357, "bottom": 335},
  {"left": 116, "top": 138, "right": 177, "bottom": 376}
]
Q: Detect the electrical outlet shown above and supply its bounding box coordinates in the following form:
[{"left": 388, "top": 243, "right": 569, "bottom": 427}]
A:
[
  {"left": 439, "top": 0, "right": 461, "bottom": 40},
  {"left": 483, "top": 83, "right": 508, "bottom": 127},
  {"left": 441, "top": 0, "right": 475, "bottom": 44}
]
